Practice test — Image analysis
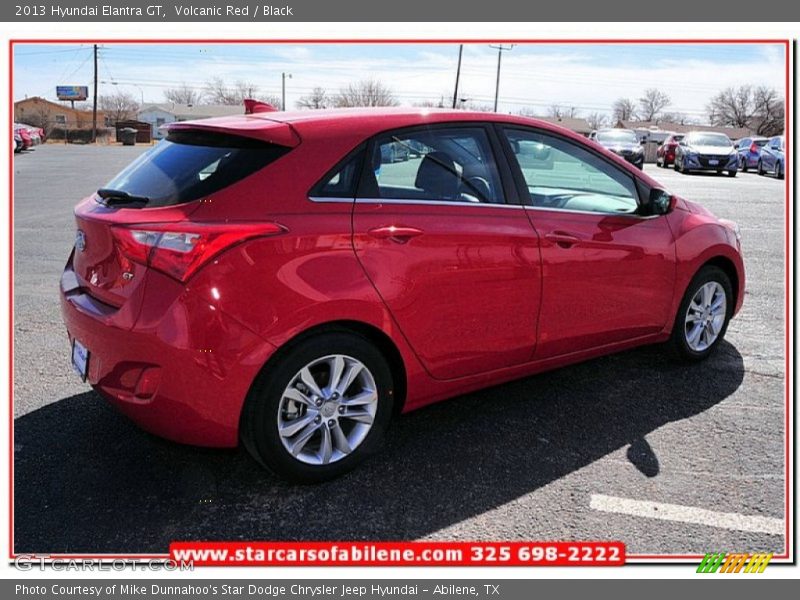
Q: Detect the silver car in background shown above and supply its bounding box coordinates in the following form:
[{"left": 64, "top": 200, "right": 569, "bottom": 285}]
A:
[{"left": 674, "top": 132, "right": 738, "bottom": 177}]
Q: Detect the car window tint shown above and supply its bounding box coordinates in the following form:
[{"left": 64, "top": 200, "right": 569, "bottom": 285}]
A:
[
  {"left": 312, "top": 148, "right": 365, "bottom": 198},
  {"left": 503, "top": 128, "right": 639, "bottom": 215},
  {"left": 363, "top": 128, "right": 505, "bottom": 204},
  {"left": 103, "top": 130, "right": 290, "bottom": 208}
]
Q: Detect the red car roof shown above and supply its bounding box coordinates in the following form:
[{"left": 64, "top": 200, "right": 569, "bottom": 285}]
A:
[{"left": 166, "top": 107, "right": 664, "bottom": 190}]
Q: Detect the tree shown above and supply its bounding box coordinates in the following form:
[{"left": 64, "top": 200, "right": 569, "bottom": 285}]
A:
[
  {"left": 163, "top": 83, "right": 203, "bottom": 105},
  {"left": 638, "top": 88, "right": 671, "bottom": 122},
  {"left": 586, "top": 111, "right": 608, "bottom": 130},
  {"left": 258, "top": 94, "right": 282, "bottom": 109},
  {"left": 297, "top": 87, "right": 330, "bottom": 110},
  {"left": 22, "top": 103, "right": 54, "bottom": 136},
  {"left": 752, "top": 86, "right": 784, "bottom": 136},
  {"left": 204, "top": 77, "right": 266, "bottom": 105},
  {"left": 660, "top": 112, "right": 694, "bottom": 126},
  {"left": 99, "top": 91, "right": 139, "bottom": 125},
  {"left": 547, "top": 104, "right": 580, "bottom": 119},
  {"left": 612, "top": 98, "right": 637, "bottom": 122},
  {"left": 334, "top": 79, "right": 398, "bottom": 107},
  {"left": 707, "top": 85, "right": 784, "bottom": 136}
]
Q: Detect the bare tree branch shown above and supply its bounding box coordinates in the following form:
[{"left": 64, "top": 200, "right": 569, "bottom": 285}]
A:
[
  {"left": 163, "top": 83, "right": 204, "bottom": 105},
  {"left": 297, "top": 87, "right": 330, "bottom": 109},
  {"left": 707, "top": 85, "right": 784, "bottom": 136},
  {"left": 586, "top": 112, "right": 609, "bottom": 130},
  {"left": 612, "top": 98, "right": 637, "bottom": 122},
  {"left": 334, "top": 79, "right": 398, "bottom": 108},
  {"left": 99, "top": 91, "right": 139, "bottom": 125},
  {"left": 638, "top": 88, "right": 671, "bottom": 122}
]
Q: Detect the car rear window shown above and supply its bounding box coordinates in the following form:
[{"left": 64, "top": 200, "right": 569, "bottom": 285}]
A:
[{"left": 100, "top": 130, "right": 290, "bottom": 208}]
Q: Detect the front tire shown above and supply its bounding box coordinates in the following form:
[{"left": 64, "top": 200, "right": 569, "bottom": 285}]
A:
[
  {"left": 727, "top": 170, "right": 737, "bottom": 177},
  {"left": 775, "top": 162, "right": 783, "bottom": 179},
  {"left": 668, "top": 266, "right": 733, "bottom": 362},
  {"left": 757, "top": 159, "right": 765, "bottom": 176},
  {"left": 240, "top": 331, "right": 395, "bottom": 482}
]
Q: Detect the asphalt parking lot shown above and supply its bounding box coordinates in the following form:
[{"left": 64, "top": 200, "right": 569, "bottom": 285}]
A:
[{"left": 13, "top": 144, "right": 786, "bottom": 556}]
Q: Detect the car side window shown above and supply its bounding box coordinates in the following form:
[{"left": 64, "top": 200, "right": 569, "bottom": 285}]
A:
[
  {"left": 359, "top": 127, "right": 505, "bottom": 204},
  {"left": 503, "top": 128, "right": 640, "bottom": 215},
  {"left": 311, "top": 148, "right": 365, "bottom": 198}
]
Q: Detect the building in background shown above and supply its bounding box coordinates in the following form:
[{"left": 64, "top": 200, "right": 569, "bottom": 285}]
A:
[
  {"left": 14, "top": 97, "right": 106, "bottom": 133},
  {"left": 138, "top": 103, "right": 244, "bottom": 139},
  {"left": 536, "top": 116, "right": 593, "bottom": 137}
]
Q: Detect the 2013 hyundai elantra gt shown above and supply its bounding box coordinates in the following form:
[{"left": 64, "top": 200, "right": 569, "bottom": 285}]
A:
[{"left": 60, "top": 108, "right": 745, "bottom": 481}]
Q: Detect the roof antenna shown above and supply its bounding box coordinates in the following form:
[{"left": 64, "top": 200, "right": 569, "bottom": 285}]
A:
[{"left": 244, "top": 99, "right": 278, "bottom": 115}]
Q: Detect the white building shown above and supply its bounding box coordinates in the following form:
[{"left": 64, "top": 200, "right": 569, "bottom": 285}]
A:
[{"left": 137, "top": 103, "right": 244, "bottom": 139}]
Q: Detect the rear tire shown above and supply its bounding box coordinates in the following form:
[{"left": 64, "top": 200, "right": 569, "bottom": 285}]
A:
[
  {"left": 240, "top": 331, "right": 394, "bottom": 482},
  {"left": 741, "top": 158, "right": 748, "bottom": 173},
  {"left": 668, "top": 266, "right": 733, "bottom": 362}
]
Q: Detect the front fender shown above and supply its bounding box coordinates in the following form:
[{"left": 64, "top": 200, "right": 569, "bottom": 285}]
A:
[{"left": 666, "top": 207, "right": 745, "bottom": 327}]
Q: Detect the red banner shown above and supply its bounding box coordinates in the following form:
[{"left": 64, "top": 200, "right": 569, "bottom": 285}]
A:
[{"left": 170, "top": 541, "right": 625, "bottom": 566}]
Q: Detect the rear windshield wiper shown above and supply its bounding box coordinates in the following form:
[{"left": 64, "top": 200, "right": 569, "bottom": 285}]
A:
[{"left": 96, "top": 188, "right": 150, "bottom": 207}]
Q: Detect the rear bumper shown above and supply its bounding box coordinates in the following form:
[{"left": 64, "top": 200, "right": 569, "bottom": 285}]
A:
[{"left": 59, "top": 261, "right": 275, "bottom": 447}]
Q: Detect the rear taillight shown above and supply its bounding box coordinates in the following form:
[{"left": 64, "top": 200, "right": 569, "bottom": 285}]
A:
[
  {"left": 750, "top": 143, "right": 759, "bottom": 153},
  {"left": 111, "top": 222, "right": 286, "bottom": 282}
]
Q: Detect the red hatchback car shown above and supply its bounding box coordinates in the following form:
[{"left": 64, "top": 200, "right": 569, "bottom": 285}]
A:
[{"left": 60, "top": 108, "right": 744, "bottom": 481}]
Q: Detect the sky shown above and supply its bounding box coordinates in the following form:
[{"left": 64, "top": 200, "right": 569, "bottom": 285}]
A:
[{"left": 12, "top": 42, "right": 786, "bottom": 123}]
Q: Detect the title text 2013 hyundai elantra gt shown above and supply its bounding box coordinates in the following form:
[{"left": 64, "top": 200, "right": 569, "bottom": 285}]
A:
[{"left": 60, "top": 107, "right": 744, "bottom": 481}]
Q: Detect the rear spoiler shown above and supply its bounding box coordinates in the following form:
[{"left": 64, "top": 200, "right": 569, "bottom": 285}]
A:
[
  {"left": 244, "top": 99, "right": 278, "bottom": 114},
  {"left": 164, "top": 106, "right": 301, "bottom": 148}
]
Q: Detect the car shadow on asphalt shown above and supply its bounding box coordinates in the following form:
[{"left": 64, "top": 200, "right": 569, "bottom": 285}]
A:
[{"left": 14, "top": 341, "right": 744, "bottom": 553}]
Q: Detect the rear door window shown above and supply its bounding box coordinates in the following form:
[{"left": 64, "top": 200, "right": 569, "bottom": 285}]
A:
[
  {"left": 360, "top": 127, "right": 506, "bottom": 204},
  {"left": 101, "top": 130, "right": 290, "bottom": 208}
]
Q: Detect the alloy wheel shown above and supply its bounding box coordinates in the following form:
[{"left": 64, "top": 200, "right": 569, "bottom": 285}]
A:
[
  {"left": 277, "top": 354, "right": 378, "bottom": 465},
  {"left": 684, "top": 282, "right": 727, "bottom": 352}
]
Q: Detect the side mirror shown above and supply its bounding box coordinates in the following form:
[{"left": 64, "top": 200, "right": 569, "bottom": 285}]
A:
[{"left": 648, "top": 188, "right": 674, "bottom": 215}]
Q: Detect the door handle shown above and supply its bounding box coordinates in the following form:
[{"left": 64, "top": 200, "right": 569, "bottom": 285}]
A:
[
  {"left": 367, "top": 225, "right": 424, "bottom": 244},
  {"left": 545, "top": 231, "right": 581, "bottom": 248}
]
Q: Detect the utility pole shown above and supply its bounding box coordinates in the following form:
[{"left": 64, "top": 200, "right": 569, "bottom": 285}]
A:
[
  {"left": 489, "top": 44, "right": 514, "bottom": 113},
  {"left": 92, "top": 44, "right": 98, "bottom": 143},
  {"left": 452, "top": 44, "right": 463, "bottom": 109},
  {"left": 281, "top": 72, "right": 292, "bottom": 111}
]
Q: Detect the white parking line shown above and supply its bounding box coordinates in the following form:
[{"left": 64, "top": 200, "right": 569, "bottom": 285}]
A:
[{"left": 590, "top": 494, "right": 784, "bottom": 536}]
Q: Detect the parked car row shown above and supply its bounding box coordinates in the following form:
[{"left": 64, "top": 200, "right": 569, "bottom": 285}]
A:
[
  {"left": 654, "top": 131, "right": 784, "bottom": 179},
  {"left": 14, "top": 123, "right": 45, "bottom": 153}
]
